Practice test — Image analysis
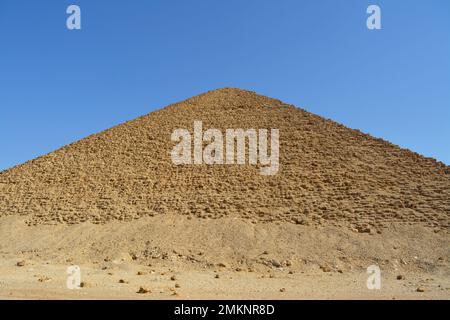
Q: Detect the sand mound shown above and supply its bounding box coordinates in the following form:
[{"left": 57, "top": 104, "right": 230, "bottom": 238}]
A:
[{"left": 0, "top": 88, "right": 449, "bottom": 232}]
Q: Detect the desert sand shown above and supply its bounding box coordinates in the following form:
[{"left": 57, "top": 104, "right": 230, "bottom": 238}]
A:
[{"left": 0, "top": 88, "right": 448, "bottom": 299}]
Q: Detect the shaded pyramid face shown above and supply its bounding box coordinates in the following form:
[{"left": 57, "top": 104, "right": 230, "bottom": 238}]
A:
[{"left": 0, "top": 88, "right": 449, "bottom": 231}]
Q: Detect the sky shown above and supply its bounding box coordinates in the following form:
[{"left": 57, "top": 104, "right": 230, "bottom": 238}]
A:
[{"left": 0, "top": 0, "right": 449, "bottom": 171}]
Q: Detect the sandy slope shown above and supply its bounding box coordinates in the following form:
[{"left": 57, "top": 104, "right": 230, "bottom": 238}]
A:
[{"left": 0, "top": 215, "right": 448, "bottom": 299}]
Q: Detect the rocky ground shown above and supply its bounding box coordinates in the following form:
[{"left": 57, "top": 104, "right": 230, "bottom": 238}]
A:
[{"left": 1, "top": 258, "right": 448, "bottom": 300}]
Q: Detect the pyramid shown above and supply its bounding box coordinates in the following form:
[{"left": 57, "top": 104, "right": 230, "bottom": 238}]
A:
[{"left": 0, "top": 88, "right": 449, "bottom": 232}]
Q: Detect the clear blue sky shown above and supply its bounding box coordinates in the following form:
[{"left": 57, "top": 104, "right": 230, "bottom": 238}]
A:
[{"left": 0, "top": 0, "right": 449, "bottom": 171}]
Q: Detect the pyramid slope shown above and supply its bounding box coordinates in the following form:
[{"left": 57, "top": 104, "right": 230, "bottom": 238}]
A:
[{"left": 0, "top": 88, "right": 449, "bottom": 231}]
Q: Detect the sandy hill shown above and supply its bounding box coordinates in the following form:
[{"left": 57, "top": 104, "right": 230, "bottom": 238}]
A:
[{"left": 0, "top": 88, "right": 449, "bottom": 233}]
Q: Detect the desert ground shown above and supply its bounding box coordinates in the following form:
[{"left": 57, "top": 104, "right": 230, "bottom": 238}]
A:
[{"left": 0, "top": 215, "right": 448, "bottom": 299}]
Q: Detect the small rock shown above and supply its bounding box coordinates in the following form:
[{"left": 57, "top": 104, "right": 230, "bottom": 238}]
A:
[
  {"left": 280, "top": 288, "right": 286, "bottom": 292},
  {"left": 80, "top": 281, "right": 88, "bottom": 288},
  {"left": 137, "top": 271, "right": 147, "bottom": 276},
  {"left": 137, "top": 286, "right": 151, "bottom": 294},
  {"left": 416, "top": 287, "right": 425, "bottom": 293},
  {"left": 358, "top": 227, "right": 372, "bottom": 234},
  {"left": 16, "top": 260, "right": 26, "bottom": 267},
  {"left": 118, "top": 279, "right": 128, "bottom": 284},
  {"left": 175, "top": 283, "right": 180, "bottom": 288},
  {"left": 320, "top": 265, "right": 332, "bottom": 272},
  {"left": 215, "top": 274, "right": 220, "bottom": 279},
  {"left": 270, "top": 260, "right": 282, "bottom": 268},
  {"left": 38, "top": 276, "right": 51, "bottom": 282},
  {"left": 396, "top": 275, "right": 404, "bottom": 280},
  {"left": 170, "top": 275, "right": 176, "bottom": 281}
]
